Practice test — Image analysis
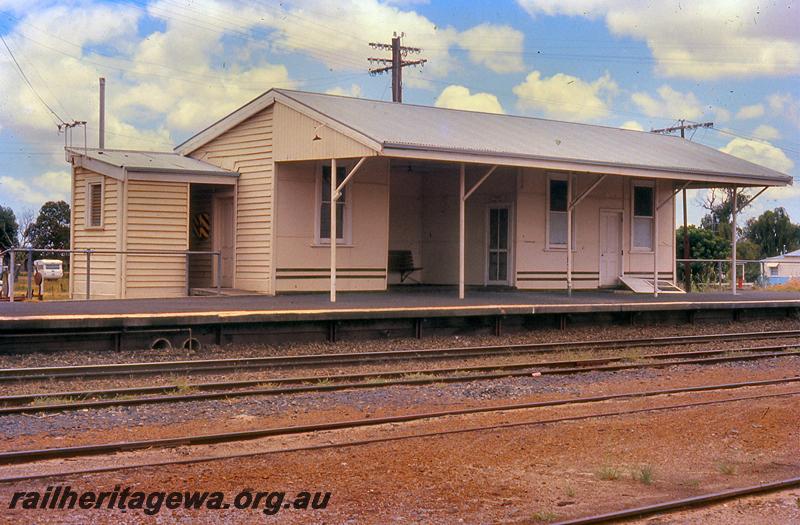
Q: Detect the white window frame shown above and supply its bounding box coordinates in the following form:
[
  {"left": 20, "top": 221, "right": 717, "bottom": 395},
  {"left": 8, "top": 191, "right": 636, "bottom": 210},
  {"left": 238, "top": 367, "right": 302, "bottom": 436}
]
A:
[
  {"left": 314, "top": 162, "right": 353, "bottom": 245},
  {"left": 631, "top": 180, "right": 655, "bottom": 253},
  {"left": 85, "top": 179, "right": 104, "bottom": 229},
  {"left": 546, "top": 173, "right": 574, "bottom": 251}
]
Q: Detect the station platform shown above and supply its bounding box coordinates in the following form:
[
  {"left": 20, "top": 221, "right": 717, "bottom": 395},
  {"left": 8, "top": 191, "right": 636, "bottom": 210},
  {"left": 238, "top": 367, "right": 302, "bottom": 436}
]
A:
[{"left": 1, "top": 287, "right": 799, "bottom": 330}]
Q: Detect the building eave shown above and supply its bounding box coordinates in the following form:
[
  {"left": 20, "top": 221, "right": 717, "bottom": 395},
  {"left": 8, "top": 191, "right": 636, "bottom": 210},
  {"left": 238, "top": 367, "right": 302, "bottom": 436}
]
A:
[{"left": 381, "top": 144, "right": 792, "bottom": 187}]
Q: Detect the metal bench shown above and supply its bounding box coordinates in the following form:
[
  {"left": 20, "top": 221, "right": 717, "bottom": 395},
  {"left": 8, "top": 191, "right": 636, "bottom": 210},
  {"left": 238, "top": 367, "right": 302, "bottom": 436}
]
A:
[{"left": 388, "top": 250, "right": 423, "bottom": 283}]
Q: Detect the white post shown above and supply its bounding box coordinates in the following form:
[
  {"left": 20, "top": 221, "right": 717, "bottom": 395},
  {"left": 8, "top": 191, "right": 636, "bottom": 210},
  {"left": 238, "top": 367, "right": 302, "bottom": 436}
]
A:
[
  {"left": 566, "top": 173, "right": 573, "bottom": 296},
  {"left": 731, "top": 187, "right": 737, "bottom": 295},
  {"left": 8, "top": 250, "right": 14, "bottom": 303},
  {"left": 458, "top": 163, "right": 466, "bottom": 300},
  {"left": 653, "top": 183, "right": 659, "bottom": 297},
  {"left": 330, "top": 158, "right": 337, "bottom": 303}
]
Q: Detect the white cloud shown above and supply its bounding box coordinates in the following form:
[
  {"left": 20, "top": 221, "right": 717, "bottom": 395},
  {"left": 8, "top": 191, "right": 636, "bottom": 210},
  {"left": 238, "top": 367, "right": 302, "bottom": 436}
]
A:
[
  {"left": 736, "top": 104, "right": 765, "bottom": 120},
  {"left": 767, "top": 93, "right": 800, "bottom": 128},
  {"left": 619, "top": 120, "right": 644, "bottom": 131},
  {"left": 434, "top": 85, "right": 504, "bottom": 114},
  {"left": 752, "top": 124, "right": 781, "bottom": 141},
  {"left": 719, "top": 137, "right": 794, "bottom": 174},
  {"left": 512, "top": 70, "right": 618, "bottom": 121},
  {"left": 516, "top": 1, "right": 800, "bottom": 79},
  {"left": 631, "top": 85, "right": 703, "bottom": 120},
  {"left": 458, "top": 24, "right": 525, "bottom": 74},
  {"left": 325, "top": 84, "right": 363, "bottom": 98},
  {"left": 0, "top": 170, "right": 70, "bottom": 206}
]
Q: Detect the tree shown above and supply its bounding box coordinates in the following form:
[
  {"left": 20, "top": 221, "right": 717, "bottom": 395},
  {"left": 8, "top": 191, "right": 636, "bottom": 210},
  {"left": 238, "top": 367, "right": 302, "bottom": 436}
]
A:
[
  {"left": 16, "top": 208, "right": 35, "bottom": 247},
  {"left": 743, "top": 207, "right": 800, "bottom": 258},
  {"left": 24, "top": 201, "right": 70, "bottom": 250},
  {"left": 698, "top": 188, "right": 754, "bottom": 241},
  {"left": 676, "top": 225, "right": 730, "bottom": 288},
  {"left": 0, "top": 206, "right": 19, "bottom": 251}
]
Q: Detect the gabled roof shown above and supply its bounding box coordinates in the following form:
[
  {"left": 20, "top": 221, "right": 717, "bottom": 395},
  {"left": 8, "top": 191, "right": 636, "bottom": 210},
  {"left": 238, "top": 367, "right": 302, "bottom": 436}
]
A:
[
  {"left": 67, "top": 148, "right": 237, "bottom": 184},
  {"left": 176, "top": 88, "right": 792, "bottom": 187}
]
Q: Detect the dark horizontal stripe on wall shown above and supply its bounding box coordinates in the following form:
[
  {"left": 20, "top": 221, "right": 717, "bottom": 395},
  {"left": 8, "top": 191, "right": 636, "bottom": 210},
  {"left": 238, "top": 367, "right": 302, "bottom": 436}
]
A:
[
  {"left": 276, "top": 275, "right": 386, "bottom": 280},
  {"left": 626, "top": 273, "right": 673, "bottom": 277},
  {"left": 277, "top": 268, "right": 386, "bottom": 273},
  {"left": 517, "top": 277, "right": 599, "bottom": 282},
  {"left": 517, "top": 271, "right": 598, "bottom": 276}
]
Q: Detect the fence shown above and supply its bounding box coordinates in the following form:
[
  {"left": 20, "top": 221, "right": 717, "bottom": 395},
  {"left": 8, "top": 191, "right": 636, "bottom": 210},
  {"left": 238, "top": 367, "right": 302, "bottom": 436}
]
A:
[
  {"left": 676, "top": 258, "right": 800, "bottom": 292},
  {"left": 1, "top": 247, "right": 222, "bottom": 302}
]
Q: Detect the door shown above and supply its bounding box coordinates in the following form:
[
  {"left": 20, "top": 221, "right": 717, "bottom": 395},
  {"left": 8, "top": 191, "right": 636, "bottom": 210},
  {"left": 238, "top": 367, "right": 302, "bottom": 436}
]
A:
[
  {"left": 487, "top": 206, "right": 510, "bottom": 285},
  {"left": 213, "top": 195, "right": 235, "bottom": 288},
  {"left": 599, "top": 210, "right": 622, "bottom": 287}
]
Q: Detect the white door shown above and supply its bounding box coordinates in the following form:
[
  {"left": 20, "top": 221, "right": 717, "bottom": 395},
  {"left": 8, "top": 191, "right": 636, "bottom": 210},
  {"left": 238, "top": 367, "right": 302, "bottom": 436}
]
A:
[
  {"left": 599, "top": 211, "right": 622, "bottom": 287},
  {"left": 214, "top": 196, "right": 235, "bottom": 288},
  {"left": 487, "top": 206, "right": 510, "bottom": 285}
]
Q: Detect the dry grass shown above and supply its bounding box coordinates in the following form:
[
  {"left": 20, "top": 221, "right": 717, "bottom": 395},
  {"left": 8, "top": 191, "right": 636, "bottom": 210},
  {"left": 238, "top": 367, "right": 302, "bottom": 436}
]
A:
[
  {"left": 766, "top": 279, "right": 800, "bottom": 292},
  {"left": 596, "top": 466, "right": 622, "bottom": 481},
  {"left": 12, "top": 272, "right": 70, "bottom": 300}
]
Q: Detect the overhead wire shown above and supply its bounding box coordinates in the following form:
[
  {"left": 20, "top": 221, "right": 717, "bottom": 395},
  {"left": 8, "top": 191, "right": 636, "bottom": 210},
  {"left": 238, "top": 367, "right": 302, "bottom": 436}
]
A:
[{"left": 0, "top": 33, "right": 65, "bottom": 126}]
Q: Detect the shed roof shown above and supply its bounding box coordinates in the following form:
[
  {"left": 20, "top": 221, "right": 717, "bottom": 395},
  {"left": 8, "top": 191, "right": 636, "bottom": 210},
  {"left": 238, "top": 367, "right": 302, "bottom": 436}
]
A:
[
  {"left": 69, "top": 148, "right": 237, "bottom": 175},
  {"left": 177, "top": 88, "right": 791, "bottom": 187}
]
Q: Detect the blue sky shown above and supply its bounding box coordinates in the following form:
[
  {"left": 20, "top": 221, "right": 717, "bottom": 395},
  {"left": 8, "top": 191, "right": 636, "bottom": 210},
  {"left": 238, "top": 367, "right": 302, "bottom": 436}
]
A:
[{"left": 1, "top": 0, "right": 798, "bottom": 226}]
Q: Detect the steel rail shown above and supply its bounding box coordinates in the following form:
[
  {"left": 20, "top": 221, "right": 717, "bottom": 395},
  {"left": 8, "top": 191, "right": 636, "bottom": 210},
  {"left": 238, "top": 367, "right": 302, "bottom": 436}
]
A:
[
  {"left": 551, "top": 476, "right": 800, "bottom": 525},
  {"left": 1, "top": 329, "right": 798, "bottom": 382},
  {"left": 5, "top": 343, "right": 789, "bottom": 404},
  {"left": 2, "top": 348, "right": 798, "bottom": 415},
  {"left": 0, "top": 388, "right": 797, "bottom": 483},
  {"left": 0, "top": 377, "right": 797, "bottom": 465}
]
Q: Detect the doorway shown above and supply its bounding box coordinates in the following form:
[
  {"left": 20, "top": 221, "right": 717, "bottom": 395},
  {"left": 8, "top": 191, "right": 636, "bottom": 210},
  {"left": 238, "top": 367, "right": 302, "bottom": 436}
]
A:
[
  {"left": 486, "top": 205, "right": 511, "bottom": 285},
  {"left": 213, "top": 195, "right": 235, "bottom": 288},
  {"left": 599, "top": 210, "right": 623, "bottom": 287}
]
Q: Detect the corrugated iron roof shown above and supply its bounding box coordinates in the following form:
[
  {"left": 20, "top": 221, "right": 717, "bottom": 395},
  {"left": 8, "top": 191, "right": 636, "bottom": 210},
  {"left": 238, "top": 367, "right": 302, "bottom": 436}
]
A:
[
  {"left": 69, "top": 148, "right": 237, "bottom": 175},
  {"left": 764, "top": 248, "right": 800, "bottom": 261},
  {"left": 275, "top": 89, "right": 791, "bottom": 185}
]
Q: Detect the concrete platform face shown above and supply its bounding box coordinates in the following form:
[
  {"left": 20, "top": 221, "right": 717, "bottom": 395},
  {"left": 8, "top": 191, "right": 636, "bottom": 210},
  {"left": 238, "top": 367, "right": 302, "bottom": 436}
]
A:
[{"left": 1, "top": 287, "right": 799, "bottom": 323}]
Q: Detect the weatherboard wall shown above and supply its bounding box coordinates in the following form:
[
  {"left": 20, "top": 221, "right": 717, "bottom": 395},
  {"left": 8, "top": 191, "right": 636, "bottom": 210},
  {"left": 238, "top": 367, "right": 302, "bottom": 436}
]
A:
[{"left": 69, "top": 166, "right": 120, "bottom": 299}]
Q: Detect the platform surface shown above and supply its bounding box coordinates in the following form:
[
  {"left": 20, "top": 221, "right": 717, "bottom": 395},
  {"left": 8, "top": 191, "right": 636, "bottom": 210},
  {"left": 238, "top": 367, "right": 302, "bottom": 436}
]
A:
[{"left": 1, "top": 287, "right": 799, "bottom": 325}]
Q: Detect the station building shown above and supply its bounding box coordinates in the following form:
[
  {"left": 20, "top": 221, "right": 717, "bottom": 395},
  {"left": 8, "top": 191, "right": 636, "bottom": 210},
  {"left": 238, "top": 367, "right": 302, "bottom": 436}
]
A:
[{"left": 65, "top": 89, "right": 791, "bottom": 299}]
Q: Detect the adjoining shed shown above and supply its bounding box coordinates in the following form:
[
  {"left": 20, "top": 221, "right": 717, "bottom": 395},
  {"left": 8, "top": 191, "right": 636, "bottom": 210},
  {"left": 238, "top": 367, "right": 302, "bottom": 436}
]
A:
[{"left": 66, "top": 89, "right": 792, "bottom": 300}]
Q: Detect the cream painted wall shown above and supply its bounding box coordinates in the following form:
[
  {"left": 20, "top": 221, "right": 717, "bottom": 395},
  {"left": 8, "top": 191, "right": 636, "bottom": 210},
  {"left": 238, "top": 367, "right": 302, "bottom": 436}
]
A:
[
  {"left": 70, "top": 167, "right": 120, "bottom": 299},
  {"left": 389, "top": 166, "right": 517, "bottom": 286},
  {"left": 515, "top": 168, "right": 675, "bottom": 289},
  {"left": 274, "top": 157, "right": 390, "bottom": 292}
]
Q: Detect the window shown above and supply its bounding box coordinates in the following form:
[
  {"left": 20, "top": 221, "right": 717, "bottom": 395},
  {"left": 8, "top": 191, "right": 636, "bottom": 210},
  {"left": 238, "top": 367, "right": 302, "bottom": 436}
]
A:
[
  {"left": 87, "top": 182, "right": 103, "bottom": 228},
  {"left": 548, "top": 177, "right": 570, "bottom": 248},
  {"left": 770, "top": 266, "right": 779, "bottom": 277},
  {"left": 632, "top": 183, "right": 654, "bottom": 251},
  {"left": 318, "top": 165, "right": 348, "bottom": 242}
]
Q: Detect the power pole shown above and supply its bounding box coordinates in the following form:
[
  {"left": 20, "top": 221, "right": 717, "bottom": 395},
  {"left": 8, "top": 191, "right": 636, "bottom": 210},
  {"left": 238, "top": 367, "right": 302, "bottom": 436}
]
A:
[
  {"left": 651, "top": 120, "right": 714, "bottom": 292},
  {"left": 368, "top": 33, "right": 427, "bottom": 103}
]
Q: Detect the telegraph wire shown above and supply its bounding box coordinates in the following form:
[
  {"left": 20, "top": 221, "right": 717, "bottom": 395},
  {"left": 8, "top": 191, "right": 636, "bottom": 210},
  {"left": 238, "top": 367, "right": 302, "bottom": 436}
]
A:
[{"left": 0, "top": 33, "right": 65, "bottom": 126}]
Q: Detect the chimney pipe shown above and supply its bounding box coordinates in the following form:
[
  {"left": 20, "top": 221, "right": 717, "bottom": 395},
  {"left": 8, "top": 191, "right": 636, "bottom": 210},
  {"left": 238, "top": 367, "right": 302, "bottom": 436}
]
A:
[{"left": 99, "top": 77, "right": 105, "bottom": 149}]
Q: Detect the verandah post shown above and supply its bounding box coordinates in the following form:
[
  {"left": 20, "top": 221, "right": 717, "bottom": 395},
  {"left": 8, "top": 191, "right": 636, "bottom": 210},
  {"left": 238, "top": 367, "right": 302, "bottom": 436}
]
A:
[
  {"left": 330, "top": 158, "right": 337, "bottom": 303},
  {"left": 458, "top": 163, "right": 465, "bottom": 300}
]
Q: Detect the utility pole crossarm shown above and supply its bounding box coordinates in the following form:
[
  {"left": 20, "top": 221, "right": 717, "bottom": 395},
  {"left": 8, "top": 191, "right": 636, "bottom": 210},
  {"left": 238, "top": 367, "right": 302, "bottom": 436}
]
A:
[
  {"left": 651, "top": 120, "right": 714, "bottom": 137},
  {"left": 366, "top": 33, "right": 427, "bottom": 103}
]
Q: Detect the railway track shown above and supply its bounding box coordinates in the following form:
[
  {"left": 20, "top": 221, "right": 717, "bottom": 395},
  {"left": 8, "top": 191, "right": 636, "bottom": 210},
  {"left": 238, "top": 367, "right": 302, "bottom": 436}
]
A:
[
  {"left": 2, "top": 328, "right": 798, "bottom": 382},
  {"left": 0, "top": 377, "right": 797, "bottom": 467},
  {"left": 2, "top": 346, "right": 798, "bottom": 415},
  {"left": 552, "top": 476, "right": 800, "bottom": 524}
]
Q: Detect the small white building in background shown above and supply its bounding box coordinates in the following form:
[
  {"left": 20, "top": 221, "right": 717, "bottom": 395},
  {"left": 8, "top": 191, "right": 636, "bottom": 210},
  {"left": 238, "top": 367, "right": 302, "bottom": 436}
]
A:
[{"left": 762, "top": 249, "right": 800, "bottom": 285}]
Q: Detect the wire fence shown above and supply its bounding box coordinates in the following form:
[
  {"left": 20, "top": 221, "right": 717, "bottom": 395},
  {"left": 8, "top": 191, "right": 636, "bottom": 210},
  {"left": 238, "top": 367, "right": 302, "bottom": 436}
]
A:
[
  {"left": 676, "top": 258, "right": 800, "bottom": 292},
  {"left": 1, "top": 247, "right": 222, "bottom": 302}
]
